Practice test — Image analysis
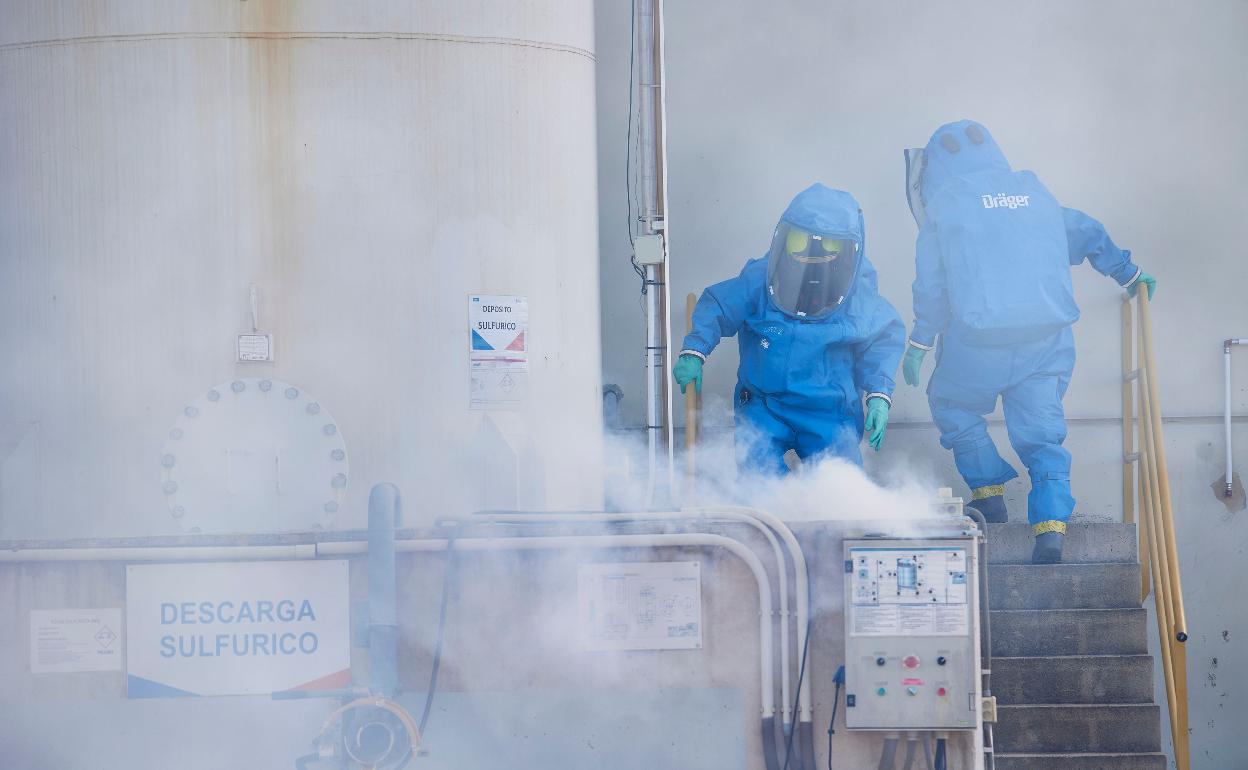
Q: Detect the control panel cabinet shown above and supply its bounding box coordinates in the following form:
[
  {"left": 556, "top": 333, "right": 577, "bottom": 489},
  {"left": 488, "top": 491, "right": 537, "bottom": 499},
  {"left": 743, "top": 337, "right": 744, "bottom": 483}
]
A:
[{"left": 843, "top": 538, "right": 979, "bottom": 730}]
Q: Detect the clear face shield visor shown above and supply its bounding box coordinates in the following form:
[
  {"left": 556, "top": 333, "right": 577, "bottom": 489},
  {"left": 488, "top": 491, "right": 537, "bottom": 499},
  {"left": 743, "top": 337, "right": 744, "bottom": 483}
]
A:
[{"left": 766, "top": 224, "right": 858, "bottom": 319}]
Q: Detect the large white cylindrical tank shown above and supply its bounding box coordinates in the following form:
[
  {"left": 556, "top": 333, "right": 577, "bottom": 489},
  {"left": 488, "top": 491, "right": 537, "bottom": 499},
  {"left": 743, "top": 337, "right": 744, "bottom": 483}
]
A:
[{"left": 0, "top": 2, "right": 603, "bottom": 537}]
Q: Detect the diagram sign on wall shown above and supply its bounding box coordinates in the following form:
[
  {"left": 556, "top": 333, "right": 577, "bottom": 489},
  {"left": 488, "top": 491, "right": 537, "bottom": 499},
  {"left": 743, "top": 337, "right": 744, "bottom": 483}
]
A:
[
  {"left": 30, "top": 608, "right": 123, "bottom": 674},
  {"left": 578, "top": 561, "right": 702, "bottom": 651},
  {"left": 125, "top": 560, "right": 350, "bottom": 698},
  {"left": 469, "top": 294, "right": 528, "bottom": 409}
]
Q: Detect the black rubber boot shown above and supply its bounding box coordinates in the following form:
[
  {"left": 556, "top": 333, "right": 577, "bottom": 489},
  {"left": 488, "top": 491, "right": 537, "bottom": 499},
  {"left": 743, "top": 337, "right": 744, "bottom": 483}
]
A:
[
  {"left": 967, "top": 494, "right": 1008, "bottom": 524},
  {"left": 1031, "top": 532, "right": 1064, "bottom": 564}
]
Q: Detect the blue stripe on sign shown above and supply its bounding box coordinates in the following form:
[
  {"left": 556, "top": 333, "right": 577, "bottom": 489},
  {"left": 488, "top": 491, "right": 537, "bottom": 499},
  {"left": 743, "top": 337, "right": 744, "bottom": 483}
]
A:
[
  {"left": 472, "top": 330, "right": 494, "bottom": 350},
  {"left": 127, "top": 674, "right": 200, "bottom": 699}
]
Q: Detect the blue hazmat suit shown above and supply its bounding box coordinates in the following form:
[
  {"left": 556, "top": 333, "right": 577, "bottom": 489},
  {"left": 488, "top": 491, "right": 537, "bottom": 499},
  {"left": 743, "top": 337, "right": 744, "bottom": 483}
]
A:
[
  {"left": 681, "top": 184, "right": 905, "bottom": 475},
  {"left": 910, "top": 120, "right": 1140, "bottom": 533}
]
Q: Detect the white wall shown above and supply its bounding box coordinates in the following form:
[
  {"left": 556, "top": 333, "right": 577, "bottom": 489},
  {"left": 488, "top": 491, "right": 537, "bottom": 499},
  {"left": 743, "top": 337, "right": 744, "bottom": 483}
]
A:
[{"left": 596, "top": 1, "right": 1248, "bottom": 766}]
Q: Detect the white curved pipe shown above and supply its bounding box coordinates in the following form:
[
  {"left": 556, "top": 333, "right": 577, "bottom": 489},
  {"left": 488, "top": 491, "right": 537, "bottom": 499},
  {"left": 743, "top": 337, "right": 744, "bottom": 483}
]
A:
[
  {"left": 1225, "top": 339, "right": 1247, "bottom": 497},
  {"left": 686, "top": 506, "right": 811, "bottom": 724},
  {"left": 322, "top": 533, "right": 774, "bottom": 717},
  {"left": 476, "top": 510, "right": 793, "bottom": 725},
  {"left": 0, "top": 533, "right": 775, "bottom": 718}
]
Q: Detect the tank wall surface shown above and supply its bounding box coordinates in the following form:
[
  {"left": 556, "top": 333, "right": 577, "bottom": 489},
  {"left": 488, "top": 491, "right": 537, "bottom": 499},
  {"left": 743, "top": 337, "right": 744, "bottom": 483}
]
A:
[{"left": 0, "top": 1, "right": 602, "bottom": 537}]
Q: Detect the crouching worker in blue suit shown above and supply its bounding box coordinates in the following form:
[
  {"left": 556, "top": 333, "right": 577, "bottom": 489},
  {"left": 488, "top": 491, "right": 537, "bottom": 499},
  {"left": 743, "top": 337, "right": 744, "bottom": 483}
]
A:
[
  {"left": 901, "top": 120, "right": 1157, "bottom": 563},
  {"left": 672, "top": 183, "right": 906, "bottom": 476}
]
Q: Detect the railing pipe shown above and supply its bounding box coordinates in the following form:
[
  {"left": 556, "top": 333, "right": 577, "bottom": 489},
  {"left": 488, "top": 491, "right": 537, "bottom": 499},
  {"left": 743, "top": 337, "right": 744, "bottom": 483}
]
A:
[
  {"left": 1137, "top": 292, "right": 1188, "bottom": 641},
  {"left": 475, "top": 510, "right": 793, "bottom": 728},
  {"left": 1138, "top": 433, "right": 1181, "bottom": 767},
  {"left": 1122, "top": 299, "right": 1135, "bottom": 524}
]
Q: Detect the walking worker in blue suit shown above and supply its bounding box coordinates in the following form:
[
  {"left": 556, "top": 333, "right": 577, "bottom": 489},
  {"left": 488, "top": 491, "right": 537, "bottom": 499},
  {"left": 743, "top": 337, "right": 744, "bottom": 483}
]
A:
[
  {"left": 901, "top": 120, "right": 1157, "bottom": 563},
  {"left": 672, "top": 183, "right": 906, "bottom": 476}
]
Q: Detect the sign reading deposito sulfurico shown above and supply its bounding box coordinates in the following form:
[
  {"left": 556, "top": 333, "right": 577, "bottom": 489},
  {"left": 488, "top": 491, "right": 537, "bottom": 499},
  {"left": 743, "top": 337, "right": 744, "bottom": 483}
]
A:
[{"left": 125, "top": 560, "right": 350, "bottom": 698}]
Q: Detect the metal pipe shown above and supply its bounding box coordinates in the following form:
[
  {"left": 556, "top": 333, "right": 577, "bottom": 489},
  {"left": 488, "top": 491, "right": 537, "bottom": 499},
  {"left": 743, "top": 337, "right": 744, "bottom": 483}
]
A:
[
  {"left": 688, "top": 505, "right": 817, "bottom": 769},
  {"left": 1139, "top": 414, "right": 1182, "bottom": 767},
  {"left": 961, "top": 507, "right": 994, "bottom": 770},
  {"left": 324, "top": 532, "right": 776, "bottom": 720},
  {"left": 1121, "top": 299, "right": 1135, "bottom": 522},
  {"left": 1137, "top": 292, "right": 1188, "bottom": 641},
  {"left": 0, "top": 543, "right": 318, "bottom": 562},
  {"left": 1224, "top": 338, "right": 1247, "bottom": 497},
  {"left": 367, "top": 483, "right": 400, "bottom": 697},
  {"left": 635, "top": 0, "right": 672, "bottom": 508},
  {"left": 476, "top": 510, "right": 793, "bottom": 728}
]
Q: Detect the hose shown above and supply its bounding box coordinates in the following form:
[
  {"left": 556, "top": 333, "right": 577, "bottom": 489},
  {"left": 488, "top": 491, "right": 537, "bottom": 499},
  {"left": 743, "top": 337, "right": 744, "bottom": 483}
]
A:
[
  {"left": 902, "top": 739, "right": 917, "bottom": 770},
  {"left": 922, "top": 734, "right": 933, "bottom": 770},
  {"left": 934, "top": 738, "right": 947, "bottom": 770},
  {"left": 418, "top": 534, "right": 458, "bottom": 736},
  {"left": 878, "top": 738, "right": 899, "bottom": 770},
  {"left": 763, "top": 717, "right": 781, "bottom": 770},
  {"left": 825, "top": 666, "right": 843, "bottom": 770},
  {"left": 782, "top": 628, "right": 810, "bottom": 770}
]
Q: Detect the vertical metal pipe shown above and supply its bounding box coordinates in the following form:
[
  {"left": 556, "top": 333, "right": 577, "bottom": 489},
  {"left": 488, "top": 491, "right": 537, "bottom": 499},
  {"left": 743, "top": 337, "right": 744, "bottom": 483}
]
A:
[
  {"left": 368, "top": 483, "right": 400, "bottom": 696},
  {"left": 636, "top": 0, "right": 669, "bottom": 507},
  {"left": 1121, "top": 299, "right": 1135, "bottom": 522},
  {"left": 1226, "top": 340, "right": 1234, "bottom": 497}
]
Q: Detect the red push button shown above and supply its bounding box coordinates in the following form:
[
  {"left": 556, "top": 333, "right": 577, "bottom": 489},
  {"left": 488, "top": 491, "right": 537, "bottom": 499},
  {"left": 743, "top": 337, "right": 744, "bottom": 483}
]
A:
[
  {"left": 902, "top": 655, "right": 921, "bottom": 669},
  {"left": 937, "top": 687, "right": 947, "bottom": 697}
]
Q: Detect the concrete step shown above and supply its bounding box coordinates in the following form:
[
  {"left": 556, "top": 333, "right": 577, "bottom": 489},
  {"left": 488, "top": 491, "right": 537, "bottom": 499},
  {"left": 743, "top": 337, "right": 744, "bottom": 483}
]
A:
[
  {"left": 995, "top": 753, "right": 1167, "bottom": 769},
  {"left": 990, "top": 608, "right": 1149, "bottom": 656},
  {"left": 988, "top": 563, "right": 1140, "bottom": 610},
  {"left": 994, "top": 704, "right": 1161, "bottom": 753},
  {"left": 985, "top": 522, "right": 1137, "bottom": 565},
  {"left": 991, "top": 655, "right": 1154, "bottom": 704}
]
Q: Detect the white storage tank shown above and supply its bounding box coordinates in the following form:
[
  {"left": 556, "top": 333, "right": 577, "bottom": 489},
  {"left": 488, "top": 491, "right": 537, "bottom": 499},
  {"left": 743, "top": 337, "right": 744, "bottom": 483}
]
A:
[{"left": 0, "top": 1, "right": 603, "bottom": 536}]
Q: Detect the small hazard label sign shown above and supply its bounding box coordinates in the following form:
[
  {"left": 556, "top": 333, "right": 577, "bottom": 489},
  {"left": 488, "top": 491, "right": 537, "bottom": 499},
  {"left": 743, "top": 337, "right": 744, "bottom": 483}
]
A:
[{"left": 469, "top": 295, "right": 529, "bottom": 409}]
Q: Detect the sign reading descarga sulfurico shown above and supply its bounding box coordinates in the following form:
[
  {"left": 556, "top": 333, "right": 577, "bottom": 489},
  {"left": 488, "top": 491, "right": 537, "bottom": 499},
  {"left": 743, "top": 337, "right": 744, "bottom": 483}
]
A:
[{"left": 125, "top": 560, "right": 350, "bottom": 698}]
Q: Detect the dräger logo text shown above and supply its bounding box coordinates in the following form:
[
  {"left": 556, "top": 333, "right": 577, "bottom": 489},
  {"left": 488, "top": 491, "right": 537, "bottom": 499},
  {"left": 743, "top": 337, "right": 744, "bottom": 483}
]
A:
[{"left": 982, "top": 193, "right": 1030, "bottom": 209}]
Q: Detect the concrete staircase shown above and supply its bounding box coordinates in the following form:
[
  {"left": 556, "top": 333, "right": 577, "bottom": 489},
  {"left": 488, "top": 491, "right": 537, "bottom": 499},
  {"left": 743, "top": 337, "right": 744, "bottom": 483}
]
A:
[{"left": 985, "top": 522, "right": 1167, "bottom": 769}]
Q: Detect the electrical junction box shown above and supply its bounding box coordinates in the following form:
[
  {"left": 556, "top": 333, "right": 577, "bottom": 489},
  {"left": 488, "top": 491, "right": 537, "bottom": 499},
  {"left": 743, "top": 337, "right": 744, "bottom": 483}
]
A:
[
  {"left": 843, "top": 537, "right": 980, "bottom": 730},
  {"left": 632, "top": 233, "right": 665, "bottom": 266}
]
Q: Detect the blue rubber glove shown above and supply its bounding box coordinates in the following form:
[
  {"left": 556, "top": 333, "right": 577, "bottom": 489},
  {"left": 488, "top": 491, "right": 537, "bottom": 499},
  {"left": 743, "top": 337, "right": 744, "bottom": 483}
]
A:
[
  {"left": 902, "top": 344, "right": 926, "bottom": 387},
  {"left": 864, "top": 397, "right": 890, "bottom": 451},
  {"left": 672, "top": 353, "right": 703, "bottom": 394},
  {"left": 1128, "top": 271, "right": 1157, "bottom": 300}
]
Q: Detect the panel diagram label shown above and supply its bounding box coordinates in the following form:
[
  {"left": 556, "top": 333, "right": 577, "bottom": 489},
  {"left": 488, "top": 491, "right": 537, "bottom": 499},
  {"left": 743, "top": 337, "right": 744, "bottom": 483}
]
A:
[
  {"left": 578, "top": 561, "right": 702, "bottom": 651},
  {"left": 849, "top": 547, "right": 969, "bottom": 636},
  {"left": 30, "top": 608, "right": 123, "bottom": 674}
]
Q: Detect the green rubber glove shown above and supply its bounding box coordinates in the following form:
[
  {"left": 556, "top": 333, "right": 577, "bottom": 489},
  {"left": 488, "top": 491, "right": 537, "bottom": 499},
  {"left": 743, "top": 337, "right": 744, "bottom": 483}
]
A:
[
  {"left": 864, "top": 397, "right": 890, "bottom": 451},
  {"left": 672, "top": 353, "right": 703, "bottom": 394},
  {"left": 902, "top": 344, "right": 927, "bottom": 387},
  {"left": 1128, "top": 271, "right": 1157, "bottom": 300}
]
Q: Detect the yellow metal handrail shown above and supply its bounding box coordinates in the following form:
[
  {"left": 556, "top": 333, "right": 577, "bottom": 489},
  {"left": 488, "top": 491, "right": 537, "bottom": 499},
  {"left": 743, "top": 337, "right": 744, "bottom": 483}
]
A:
[
  {"left": 1122, "top": 290, "right": 1189, "bottom": 769},
  {"left": 684, "top": 293, "right": 701, "bottom": 503}
]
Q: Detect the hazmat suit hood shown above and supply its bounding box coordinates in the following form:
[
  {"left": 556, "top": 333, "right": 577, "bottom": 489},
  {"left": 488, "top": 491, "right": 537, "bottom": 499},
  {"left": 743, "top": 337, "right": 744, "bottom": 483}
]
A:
[
  {"left": 766, "top": 183, "right": 864, "bottom": 320},
  {"left": 920, "top": 120, "right": 1011, "bottom": 200}
]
